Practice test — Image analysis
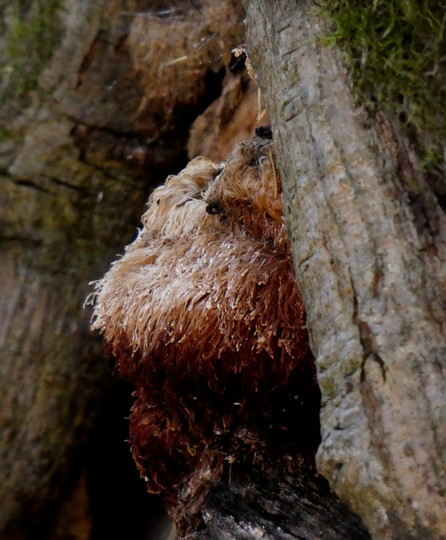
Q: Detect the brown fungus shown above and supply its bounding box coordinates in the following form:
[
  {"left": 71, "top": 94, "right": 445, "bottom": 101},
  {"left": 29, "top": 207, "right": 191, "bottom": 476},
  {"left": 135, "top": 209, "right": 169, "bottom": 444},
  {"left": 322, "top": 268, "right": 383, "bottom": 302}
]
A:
[{"left": 90, "top": 136, "right": 320, "bottom": 535}]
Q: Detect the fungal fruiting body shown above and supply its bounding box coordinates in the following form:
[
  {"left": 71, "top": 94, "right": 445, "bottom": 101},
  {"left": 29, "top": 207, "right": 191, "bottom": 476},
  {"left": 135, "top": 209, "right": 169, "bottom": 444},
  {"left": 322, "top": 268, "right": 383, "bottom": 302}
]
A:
[{"left": 91, "top": 136, "right": 320, "bottom": 533}]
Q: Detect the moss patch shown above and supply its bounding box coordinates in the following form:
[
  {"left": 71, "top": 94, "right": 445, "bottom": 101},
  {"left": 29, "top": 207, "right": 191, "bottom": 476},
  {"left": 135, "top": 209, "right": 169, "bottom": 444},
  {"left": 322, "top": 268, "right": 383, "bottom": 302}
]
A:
[
  {"left": 0, "top": 0, "right": 62, "bottom": 100},
  {"left": 321, "top": 1, "right": 446, "bottom": 175}
]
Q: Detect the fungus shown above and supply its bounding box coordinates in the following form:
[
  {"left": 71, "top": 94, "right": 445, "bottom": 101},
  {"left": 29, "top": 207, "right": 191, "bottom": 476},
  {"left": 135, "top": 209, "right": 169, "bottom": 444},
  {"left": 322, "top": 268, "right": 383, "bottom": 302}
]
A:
[{"left": 90, "top": 136, "right": 320, "bottom": 535}]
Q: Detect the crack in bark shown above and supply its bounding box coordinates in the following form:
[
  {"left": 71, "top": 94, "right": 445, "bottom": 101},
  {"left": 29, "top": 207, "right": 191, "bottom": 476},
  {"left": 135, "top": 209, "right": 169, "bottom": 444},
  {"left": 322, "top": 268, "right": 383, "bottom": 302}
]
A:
[
  {"left": 350, "top": 279, "right": 387, "bottom": 383},
  {"left": 10, "top": 174, "right": 91, "bottom": 197},
  {"left": 46, "top": 176, "right": 89, "bottom": 193},
  {"left": 0, "top": 235, "right": 43, "bottom": 247},
  {"left": 358, "top": 320, "right": 387, "bottom": 383},
  {"left": 70, "top": 118, "right": 152, "bottom": 143},
  {"left": 13, "top": 179, "right": 50, "bottom": 194},
  {"left": 76, "top": 30, "right": 108, "bottom": 89}
]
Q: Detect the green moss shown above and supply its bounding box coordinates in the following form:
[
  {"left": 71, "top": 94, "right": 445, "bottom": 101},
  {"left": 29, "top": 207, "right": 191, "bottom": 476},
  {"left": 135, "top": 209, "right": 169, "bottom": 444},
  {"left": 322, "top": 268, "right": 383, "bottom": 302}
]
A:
[
  {"left": 321, "top": 0, "right": 446, "bottom": 173},
  {"left": 0, "top": 0, "right": 62, "bottom": 99},
  {"left": 0, "top": 126, "right": 13, "bottom": 143}
]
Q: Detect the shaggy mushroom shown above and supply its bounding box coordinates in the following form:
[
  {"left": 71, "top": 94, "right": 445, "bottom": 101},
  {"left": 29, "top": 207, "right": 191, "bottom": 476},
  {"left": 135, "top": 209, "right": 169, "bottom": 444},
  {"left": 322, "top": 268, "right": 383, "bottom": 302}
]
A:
[{"left": 90, "top": 135, "right": 320, "bottom": 534}]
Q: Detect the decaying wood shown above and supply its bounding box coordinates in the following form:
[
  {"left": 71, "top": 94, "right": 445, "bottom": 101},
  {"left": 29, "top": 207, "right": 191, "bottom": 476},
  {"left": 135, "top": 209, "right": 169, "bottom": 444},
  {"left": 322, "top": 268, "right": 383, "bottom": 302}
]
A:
[
  {"left": 190, "top": 471, "right": 370, "bottom": 540},
  {"left": 244, "top": 0, "right": 446, "bottom": 538}
]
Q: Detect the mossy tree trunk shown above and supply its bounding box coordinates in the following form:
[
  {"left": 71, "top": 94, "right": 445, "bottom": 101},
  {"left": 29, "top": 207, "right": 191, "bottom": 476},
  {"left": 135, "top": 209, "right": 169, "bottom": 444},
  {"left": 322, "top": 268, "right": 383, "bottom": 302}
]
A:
[
  {"left": 0, "top": 1, "right": 246, "bottom": 538},
  {"left": 0, "top": 1, "right": 157, "bottom": 536},
  {"left": 244, "top": 0, "right": 446, "bottom": 538}
]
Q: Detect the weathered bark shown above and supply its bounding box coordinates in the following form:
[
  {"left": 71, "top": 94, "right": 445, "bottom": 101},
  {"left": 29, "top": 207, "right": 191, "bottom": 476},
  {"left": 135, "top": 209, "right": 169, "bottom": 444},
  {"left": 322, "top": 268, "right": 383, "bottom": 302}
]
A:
[
  {"left": 190, "top": 471, "right": 369, "bottom": 540},
  {"left": 0, "top": 1, "right": 246, "bottom": 537},
  {"left": 245, "top": 1, "right": 446, "bottom": 538}
]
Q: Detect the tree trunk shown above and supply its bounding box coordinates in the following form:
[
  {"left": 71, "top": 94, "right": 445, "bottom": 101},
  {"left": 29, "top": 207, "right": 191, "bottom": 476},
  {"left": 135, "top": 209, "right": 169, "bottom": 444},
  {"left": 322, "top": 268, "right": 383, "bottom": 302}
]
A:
[
  {"left": 2, "top": 0, "right": 445, "bottom": 538},
  {"left": 0, "top": 0, "right": 153, "bottom": 534},
  {"left": 244, "top": 1, "right": 446, "bottom": 538},
  {"left": 0, "top": 1, "right": 246, "bottom": 537}
]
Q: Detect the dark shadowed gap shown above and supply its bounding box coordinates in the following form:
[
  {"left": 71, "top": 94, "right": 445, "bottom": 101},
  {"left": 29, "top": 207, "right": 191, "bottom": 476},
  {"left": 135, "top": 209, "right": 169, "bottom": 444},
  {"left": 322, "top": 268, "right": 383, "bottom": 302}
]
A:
[{"left": 86, "top": 379, "right": 169, "bottom": 540}]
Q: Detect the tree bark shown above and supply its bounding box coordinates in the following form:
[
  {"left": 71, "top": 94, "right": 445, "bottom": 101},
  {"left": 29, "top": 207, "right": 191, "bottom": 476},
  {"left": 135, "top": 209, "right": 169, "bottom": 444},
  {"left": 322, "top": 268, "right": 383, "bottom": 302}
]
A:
[
  {"left": 244, "top": 1, "right": 446, "bottom": 538},
  {"left": 189, "top": 471, "right": 369, "bottom": 540},
  {"left": 0, "top": 1, "right": 245, "bottom": 537}
]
